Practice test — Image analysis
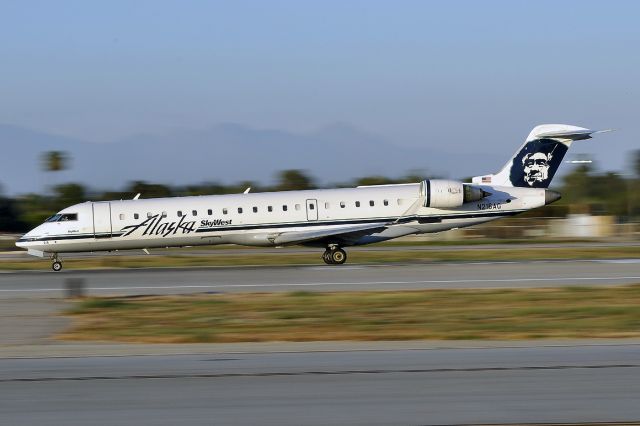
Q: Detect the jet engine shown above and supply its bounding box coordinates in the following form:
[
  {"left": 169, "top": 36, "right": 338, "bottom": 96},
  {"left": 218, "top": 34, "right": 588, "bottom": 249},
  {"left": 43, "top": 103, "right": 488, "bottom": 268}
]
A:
[{"left": 421, "top": 179, "right": 489, "bottom": 208}]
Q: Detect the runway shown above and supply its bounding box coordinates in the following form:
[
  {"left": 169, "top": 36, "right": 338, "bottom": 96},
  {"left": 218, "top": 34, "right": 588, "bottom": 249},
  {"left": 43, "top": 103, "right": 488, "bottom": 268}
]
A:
[
  {"left": 1, "top": 342, "right": 639, "bottom": 425},
  {"left": 2, "top": 260, "right": 640, "bottom": 424},
  {"left": 0, "top": 259, "right": 639, "bottom": 298}
]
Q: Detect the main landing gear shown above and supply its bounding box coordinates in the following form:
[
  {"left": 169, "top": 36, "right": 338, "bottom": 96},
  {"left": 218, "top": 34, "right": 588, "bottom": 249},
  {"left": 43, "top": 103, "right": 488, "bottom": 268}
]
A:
[
  {"left": 51, "top": 254, "right": 63, "bottom": 272},
  {"left": 322, "top": 246, "right": 347, "bottom": 265}
]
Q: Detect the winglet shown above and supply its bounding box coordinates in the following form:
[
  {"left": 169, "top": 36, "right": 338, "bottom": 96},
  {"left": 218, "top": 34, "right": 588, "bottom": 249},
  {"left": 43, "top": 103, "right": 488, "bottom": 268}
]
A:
[{"left": 133, "top": 193, "right": 141, "bottom": 200}]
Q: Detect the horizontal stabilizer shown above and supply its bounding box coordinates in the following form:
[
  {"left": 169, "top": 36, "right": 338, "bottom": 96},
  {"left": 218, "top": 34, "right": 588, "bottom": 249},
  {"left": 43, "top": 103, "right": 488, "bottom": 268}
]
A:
[{"left": 532, "top": 127, "right": 612, "bottom": 141}]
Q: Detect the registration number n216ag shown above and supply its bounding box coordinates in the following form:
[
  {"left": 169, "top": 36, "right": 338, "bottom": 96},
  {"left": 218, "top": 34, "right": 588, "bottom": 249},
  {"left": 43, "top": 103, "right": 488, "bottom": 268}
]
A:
[{"left": 477, "top": 202, "right": 502, "bottom": 210}]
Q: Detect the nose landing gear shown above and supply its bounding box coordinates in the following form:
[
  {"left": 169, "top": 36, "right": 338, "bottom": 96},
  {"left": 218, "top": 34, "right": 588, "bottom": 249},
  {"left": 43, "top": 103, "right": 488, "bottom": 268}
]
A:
[
  {"left": 51, "top": 254, "right": 63, "bottom": 272},
  {"left": 322, "top": 246, "right": 347, "bottom": 265}
]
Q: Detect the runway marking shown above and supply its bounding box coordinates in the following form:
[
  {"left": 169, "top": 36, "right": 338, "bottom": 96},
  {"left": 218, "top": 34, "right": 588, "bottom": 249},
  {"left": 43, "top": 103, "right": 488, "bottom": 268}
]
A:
[
  {"left": 2, "top": 363, "right": 638, "bottom": 383},
  {"left": 1, "top": 276, "right": 640, "bottom": 293}
]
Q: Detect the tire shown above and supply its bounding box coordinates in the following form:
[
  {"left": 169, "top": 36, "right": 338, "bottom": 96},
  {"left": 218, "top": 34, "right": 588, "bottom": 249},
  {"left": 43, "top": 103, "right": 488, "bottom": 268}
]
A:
[
  {"left": 330, "top": 248, "right": 347, "bottom": 265},
  {"left": 322, "top": 251, "right": 333, "bottom": 264},
  {"left": 52, "top": 261, "right": 63, "bottom": 272}
]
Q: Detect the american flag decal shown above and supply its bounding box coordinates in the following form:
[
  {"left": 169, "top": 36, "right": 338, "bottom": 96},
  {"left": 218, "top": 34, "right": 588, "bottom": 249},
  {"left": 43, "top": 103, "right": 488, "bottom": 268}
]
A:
[{"left": 481, "top": 176, "right": 491, "bottom": 183}]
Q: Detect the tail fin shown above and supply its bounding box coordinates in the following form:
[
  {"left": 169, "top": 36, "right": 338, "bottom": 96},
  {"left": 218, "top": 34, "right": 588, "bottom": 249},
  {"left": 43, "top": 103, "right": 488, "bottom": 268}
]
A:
[{"left": 473, "top": 124, "right": 606, "bottom": 188}]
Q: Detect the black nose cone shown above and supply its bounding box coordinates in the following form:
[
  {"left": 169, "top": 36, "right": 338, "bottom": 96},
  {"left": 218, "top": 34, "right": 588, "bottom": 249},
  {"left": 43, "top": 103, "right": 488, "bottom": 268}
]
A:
[{"left": 545, "top": 190, "right": 561, "bottom": 205}]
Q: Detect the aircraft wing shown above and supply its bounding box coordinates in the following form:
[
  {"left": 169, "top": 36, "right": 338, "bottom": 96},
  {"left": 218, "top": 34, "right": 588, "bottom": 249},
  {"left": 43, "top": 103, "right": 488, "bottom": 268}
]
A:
[{"left": 269, "top": 222, "right": 388, "bottom": 246}]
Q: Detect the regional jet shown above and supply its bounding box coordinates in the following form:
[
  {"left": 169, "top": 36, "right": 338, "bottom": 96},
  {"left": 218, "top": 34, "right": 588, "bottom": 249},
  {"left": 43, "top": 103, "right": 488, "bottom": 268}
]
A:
[{"left": 17, "top": 124, "right": 606, "bottom": 271}]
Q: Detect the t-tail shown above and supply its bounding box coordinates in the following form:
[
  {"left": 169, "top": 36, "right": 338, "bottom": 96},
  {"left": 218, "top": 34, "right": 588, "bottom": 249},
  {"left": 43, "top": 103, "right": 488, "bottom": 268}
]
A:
[{"left": 472, "top": 124, "right": 609, "bottom": 188}]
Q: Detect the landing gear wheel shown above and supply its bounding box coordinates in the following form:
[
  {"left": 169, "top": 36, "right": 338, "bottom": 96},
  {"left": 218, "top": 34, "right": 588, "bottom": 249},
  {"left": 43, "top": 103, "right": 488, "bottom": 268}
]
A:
[
  {"left": 52, "top": 261, "right": 63, "bottom": 272},
  {"left": 322, "top": 250, "right": 333, "bottom": 265},
  {"left": 330, "top": 248, "right": 347, "bottom": 265}
]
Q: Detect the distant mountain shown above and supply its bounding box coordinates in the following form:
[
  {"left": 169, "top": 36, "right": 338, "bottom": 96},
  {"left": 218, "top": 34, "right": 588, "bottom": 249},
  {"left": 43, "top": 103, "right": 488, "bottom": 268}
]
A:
[{"left": 0, "top": 123, "right": 499, "bottom": 195}]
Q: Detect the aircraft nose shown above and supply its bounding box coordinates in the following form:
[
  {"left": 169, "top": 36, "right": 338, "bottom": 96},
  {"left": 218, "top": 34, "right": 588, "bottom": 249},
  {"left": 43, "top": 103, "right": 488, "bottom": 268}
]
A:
[
  {"left": 16, "top": 232, "right": 32, "bottom": 248},
  {"left": 15, "top": 227, "right": 40, "bottom": 248},
  {"left": 544, "top": 190, "right": 561, "bottom": 205}
]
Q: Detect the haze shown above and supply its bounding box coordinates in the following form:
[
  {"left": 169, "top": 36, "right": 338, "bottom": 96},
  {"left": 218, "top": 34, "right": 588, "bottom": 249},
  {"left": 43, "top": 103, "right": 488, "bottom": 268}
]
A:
[{"left": 1, "top": 0, "right": 638, "bottom": 194}]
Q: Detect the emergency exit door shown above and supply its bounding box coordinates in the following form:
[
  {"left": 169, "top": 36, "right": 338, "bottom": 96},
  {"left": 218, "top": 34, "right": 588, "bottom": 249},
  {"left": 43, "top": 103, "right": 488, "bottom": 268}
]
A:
[
  {"left": 92, "top": 202, "right": 112, "bottom": 238},
  {"left": 306, "top": 199, "right": 318, "bottom": 221}
]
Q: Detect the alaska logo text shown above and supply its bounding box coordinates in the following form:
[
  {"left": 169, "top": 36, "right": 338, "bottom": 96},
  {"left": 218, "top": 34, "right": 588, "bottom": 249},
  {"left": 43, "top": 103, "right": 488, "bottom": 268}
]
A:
[{"left": 121, "top": 214, "right": 197, "bottom": 237}]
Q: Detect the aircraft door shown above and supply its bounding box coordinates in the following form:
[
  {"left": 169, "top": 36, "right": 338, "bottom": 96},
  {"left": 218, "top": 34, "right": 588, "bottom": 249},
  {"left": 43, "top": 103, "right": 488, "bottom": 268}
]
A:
[
  {"left": 92, "top": 202, "right": 112, "bottom": 238},
  {"left": 305, "top": 199, "right": 318, "bottom": 221}
]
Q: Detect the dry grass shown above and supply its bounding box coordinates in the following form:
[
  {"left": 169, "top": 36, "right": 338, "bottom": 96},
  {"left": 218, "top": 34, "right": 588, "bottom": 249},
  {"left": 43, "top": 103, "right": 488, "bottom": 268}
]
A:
[{"left": 59, "top": 284, "right": 640, "bottom": 343}]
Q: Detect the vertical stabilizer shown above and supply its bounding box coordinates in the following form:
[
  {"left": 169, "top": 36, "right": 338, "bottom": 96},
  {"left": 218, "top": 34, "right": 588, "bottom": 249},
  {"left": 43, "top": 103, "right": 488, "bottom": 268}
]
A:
[{"left": 472, "top": 124, "right": 602, "bottom": 188}]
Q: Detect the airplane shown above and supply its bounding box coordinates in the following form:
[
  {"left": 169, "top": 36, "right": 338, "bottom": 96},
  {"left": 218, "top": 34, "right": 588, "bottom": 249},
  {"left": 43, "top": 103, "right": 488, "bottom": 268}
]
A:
[{"left": 16, "top": 124, "right": 606, "bottom": 271}]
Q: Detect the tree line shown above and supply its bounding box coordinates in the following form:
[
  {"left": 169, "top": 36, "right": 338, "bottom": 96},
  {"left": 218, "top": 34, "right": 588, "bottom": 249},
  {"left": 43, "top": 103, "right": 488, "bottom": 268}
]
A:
[{"left": 1, "top": 151, "right": 639, "bottom": 232}]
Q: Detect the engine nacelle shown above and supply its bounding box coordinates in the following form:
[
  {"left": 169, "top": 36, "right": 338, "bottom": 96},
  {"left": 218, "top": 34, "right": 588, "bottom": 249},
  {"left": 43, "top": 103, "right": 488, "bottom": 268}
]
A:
[{"left": 421, "top": 179, "right": 488, "bottom": 208}]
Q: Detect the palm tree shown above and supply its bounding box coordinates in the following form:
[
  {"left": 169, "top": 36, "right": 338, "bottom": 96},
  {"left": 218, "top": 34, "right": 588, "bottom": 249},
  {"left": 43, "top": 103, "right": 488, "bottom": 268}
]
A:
[
  {"left": 41, "top": 151, "right": 70, "bottom": 196},
  {"left": 42, "top": 151, "right": 69, "bottom": 173}
]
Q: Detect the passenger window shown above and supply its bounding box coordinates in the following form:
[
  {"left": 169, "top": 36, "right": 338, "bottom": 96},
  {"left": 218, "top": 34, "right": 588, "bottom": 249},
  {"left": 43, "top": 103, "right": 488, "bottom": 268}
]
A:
[
  {"left": 208, "top": 209, "right": 212, "bottom": 215},
  {"left": 192, "top": 210, "right": 197, "bottom": 216},
  {"left": 370, "top": 201, "right": 375, "bottom": 206},
  {"left": 223, "top": 208, "right": 228, "bottom": 215},
  {"left": 147, "top": 212, "right": 153, "bottom": 218},
  {"left": 340, "top": 202, "right": 346, "bottom": 208},
  {"left": 325, "top": 202, "right": 330, "bottom": 209},
  {"left": 253, "top": 207, "right": 258, "bottom": 213},
  {"left": 355, "top": 201, "right": 361, "bottom": 207},
  {"left": 268, "top": 206, "right": 273, "bottom": 212},
  {"left": 309, "top": 204, "right": 315, "bottom": 210},
  {"left": 283, "top": 205, "right": 288, "bottom": 211},
  {"left": 161, "top": 211, "right": 167, "bottom": 218},
  {"left": 134, "top": 213, "right": 139, "bottom": 220},
  {"left": 295, "top": 204, "right": 301, "bottom": 211},
  {"left": 119, "top": 214, "right": 125, "bottom": 220},
  {"left": 177, "top": 211, "right": 182, "bottom": 217},
  {"left": 383, "top": 199, "right": 389, "bottom": 206},
  {"left": 238, "top": 207, "right": 243, "bottom": 214}
]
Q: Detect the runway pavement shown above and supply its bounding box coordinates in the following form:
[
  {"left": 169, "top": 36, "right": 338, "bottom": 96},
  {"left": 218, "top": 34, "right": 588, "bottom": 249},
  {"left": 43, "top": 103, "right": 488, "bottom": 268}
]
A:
[
  {"left": 1, "top": 259, "right": 640, "bottom": 425},
  {"left": 1, "top": 342, "right": 639, "bottom": 425},
  {"left": 0, "top": 259, "right": 639, "bottom": 298}
]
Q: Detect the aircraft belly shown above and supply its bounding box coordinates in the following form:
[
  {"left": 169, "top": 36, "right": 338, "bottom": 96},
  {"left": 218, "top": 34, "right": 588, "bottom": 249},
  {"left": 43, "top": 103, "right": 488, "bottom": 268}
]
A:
[
  {"left": 412, "top": 216, "right": 500, "bottom": 234},
  {"left": 350, "top": 225, "right": 418, "bottom": 245}
]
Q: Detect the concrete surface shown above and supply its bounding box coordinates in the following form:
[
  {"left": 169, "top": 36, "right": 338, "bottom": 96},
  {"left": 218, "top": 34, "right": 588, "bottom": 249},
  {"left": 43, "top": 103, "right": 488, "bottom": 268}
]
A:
[
  {"left": 0, "top": 299, "right": 69, "bottom": 345},
  {"left": 1, "top": 342, "right": 639, "bottom": 425},
  {"left": 0, "top": 259, "right": 639, "bottom": 298}
]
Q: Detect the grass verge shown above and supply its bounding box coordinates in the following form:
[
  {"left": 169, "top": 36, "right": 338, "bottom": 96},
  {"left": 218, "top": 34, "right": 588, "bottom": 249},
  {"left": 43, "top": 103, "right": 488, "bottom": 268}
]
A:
[
  {"left": 60, "top": 284, "right": 640, "bottom": 343},
  {"left": 2, "top": 246, "right": 640, "bottom": 270}
]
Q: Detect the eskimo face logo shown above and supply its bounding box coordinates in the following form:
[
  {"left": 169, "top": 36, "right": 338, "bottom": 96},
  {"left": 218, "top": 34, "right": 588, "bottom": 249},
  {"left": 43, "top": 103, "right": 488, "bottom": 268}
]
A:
[
  {"left": 522, "top": 151, "right": 552, "bottom": 186},
  {"left": 508, "top": 138, "right": 568, "bottom": 188}
]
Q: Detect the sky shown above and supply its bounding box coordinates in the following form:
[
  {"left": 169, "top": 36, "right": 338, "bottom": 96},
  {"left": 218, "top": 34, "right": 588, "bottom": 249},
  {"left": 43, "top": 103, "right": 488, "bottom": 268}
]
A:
[{"left": 1, "top": 0, "right": 639, "bottom": 176}]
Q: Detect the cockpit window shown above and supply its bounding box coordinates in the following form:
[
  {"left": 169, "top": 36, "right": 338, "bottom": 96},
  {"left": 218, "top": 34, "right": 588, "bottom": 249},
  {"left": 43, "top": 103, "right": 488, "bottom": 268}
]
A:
[
  {"left": 45, "top": 213, "right": 78, "bottom": 222},
  {"left": 45, "top": 214, "right": 62, "bottom": 222}
]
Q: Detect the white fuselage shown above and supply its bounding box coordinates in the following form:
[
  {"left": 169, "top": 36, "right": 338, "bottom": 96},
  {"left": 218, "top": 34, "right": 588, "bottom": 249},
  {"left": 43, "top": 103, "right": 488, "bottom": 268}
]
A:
[{"left": 16, "top": 183, "right": 546, "bottom": 255}]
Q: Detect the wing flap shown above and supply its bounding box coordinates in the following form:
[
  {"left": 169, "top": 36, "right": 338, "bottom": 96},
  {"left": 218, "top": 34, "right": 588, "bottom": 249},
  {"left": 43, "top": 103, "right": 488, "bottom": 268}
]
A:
[{"left": 270, "top": 222, "right": 388, "bottom": 245}]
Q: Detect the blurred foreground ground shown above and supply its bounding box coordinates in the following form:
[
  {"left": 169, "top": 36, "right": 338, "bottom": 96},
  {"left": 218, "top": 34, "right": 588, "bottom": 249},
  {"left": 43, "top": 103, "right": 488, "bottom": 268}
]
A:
[
  {"left": 1, "top": 240, "right": 639, "bottom": 425},
  {"left": 2, "top": 341, "right": 640, "bottom": 425}
]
